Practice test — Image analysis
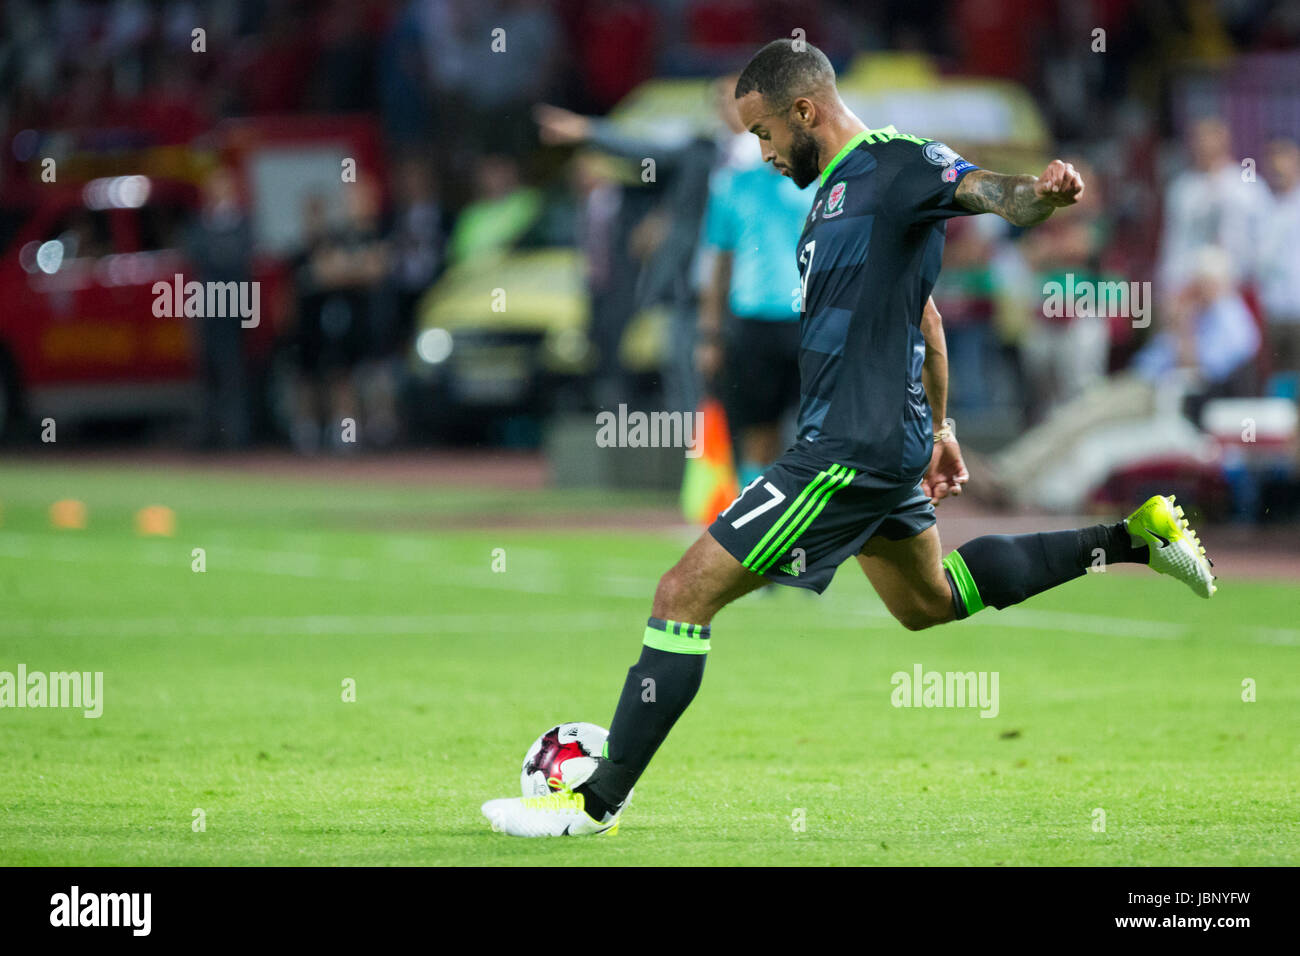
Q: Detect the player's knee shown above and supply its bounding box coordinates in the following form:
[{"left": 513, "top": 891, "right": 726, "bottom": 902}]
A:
[
  {"left": 897, "top": 611, "right": 936, "bottom": 632},
  {"left": 894, "top": 600, "right": 952, "bottom": 632},
  {"left": 652, "top": 567, "right": 692, "bottom": 620}
]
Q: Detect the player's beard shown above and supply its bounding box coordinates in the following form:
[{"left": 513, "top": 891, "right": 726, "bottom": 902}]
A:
[{"left": 785, "top": 125, "right": 821, "bottom": 189}]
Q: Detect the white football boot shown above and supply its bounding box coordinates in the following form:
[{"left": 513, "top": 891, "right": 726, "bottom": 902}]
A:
[{"left": 482, "top": 757, "right": 625, "bottom": 837}]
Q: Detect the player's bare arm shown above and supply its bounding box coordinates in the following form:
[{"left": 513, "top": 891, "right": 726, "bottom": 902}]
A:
[
  {"left": 955, "top": 160, "right": 1085, "bottom": 227},
  {"left": 919, "top": 296, "right": 969, "bottom": 505}
]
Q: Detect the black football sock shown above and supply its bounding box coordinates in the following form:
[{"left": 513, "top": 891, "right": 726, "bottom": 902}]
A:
[
  {"left": 577, "top": 618, "right": 709, "bottom": 818},
  {"left": 943, "top": 521, "right": 1148, "bottom": 619}
]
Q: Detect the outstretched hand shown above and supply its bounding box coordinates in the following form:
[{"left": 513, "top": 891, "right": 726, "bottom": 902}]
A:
[
  {"left": 923, "top": 439, "right": 970, "bottom": 505},
  {"left": 1034, "top": 159, "right": 1085, "bottom": 208},
  {"left": 533, "top": 103, "right": 591, "bottom": 146}
]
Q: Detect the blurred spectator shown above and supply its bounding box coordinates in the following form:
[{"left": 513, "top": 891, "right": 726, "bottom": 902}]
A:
[
  {"left": 386, "top": 158, "right": 447, "bottom": 353},
  {"left": 1258, "top": 136, "right": 1300, "bottom": 378},
  {"left": 1018, "top": 159, "right": 1113, "bottom": 418},
  {"left": 412, "top": 0, "right": 561, "bottom": 163},
  {"left": 329, "top": 181, "right": 391, "bottom": 449},
  {"left": 231, "top": 3, "right": 318, "bottom": 114},
  {"left": 130, "top": 54, "right": 210, "bottom": 144},
  {"left": 1133, "top": 245, "right": 1261, "bottom": 404},
  {"left": 686, "top": 0, "right": 767, "bottom": 56},
  {"left": 465, "top": 0, "right": 562, "bottom": 153},
  {"left": 984, "top": 245, "right": 1260, "bottom": 513},
  {"left": 952, "top": 0, "right": 1048, "bottom": 85},
  {"left": 184, "top": 167, "right": 254, "bottom": 450},
  {"left": 364, "top": 158, "right": 449, "bottom": 447},
  {"left": 535, "top": 74, "right": 750, "bottom": 414},
  {"left": 446, "top": 155, "right": 543, "bottom": 265},
  {"left": 306, "top": 0, "right": 378, "bottom": 112},
  {"left": 562, "top": 0, "right": 658, "bottom": 112},
  {"left": 931, "top": 215, "right": 1000, "bottom": 415},
  {"left": 288, "top": 193, "right": 332, "bottom": 454},
  {"left": 378, "top": 1, "right": 435, "bottom": 148},
  {"left": 290, "top": 182, "right": 390, "bottom": 453},
  {"left": 569, "top": 151, "right": 639, "bottom": 406},
  {"left": 1156, "top": 117, "right": 1268, "bottom": 297}
]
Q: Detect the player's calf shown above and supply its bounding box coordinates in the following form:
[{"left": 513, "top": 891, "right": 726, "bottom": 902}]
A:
[
  {"left": 943, "top": 523, "right": 1146, "bottom": 618},
  {"left": 575, "top": 532, "right": 764, "bottom": 821},
  {"left": 939, "top": 497, "right": 1213, "bottom": 619}
]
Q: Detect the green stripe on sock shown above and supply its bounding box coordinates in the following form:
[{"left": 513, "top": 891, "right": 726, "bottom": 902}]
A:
[
  {"left": 746, "top": 466, "right": 843, "bottom": 571},
  {"left": 756, "top": 467, "right": 856, "bottom": 573},
  {"left": 742, "top": 466, "right": 840, "bottom": 570},
  {"left": 943, "top": 550, "right": 986, "bottom": 616},
  {"left": 643, "top": 624, "right": 711, "bottom": 655}
]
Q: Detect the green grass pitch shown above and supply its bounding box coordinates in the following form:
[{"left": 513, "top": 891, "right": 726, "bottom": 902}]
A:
[{"left": 1, "top": 461, "right": 1297, "bottom": 865}]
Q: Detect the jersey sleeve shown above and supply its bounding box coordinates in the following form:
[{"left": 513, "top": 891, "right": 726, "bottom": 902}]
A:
[{"left": 888, "top": 140, "right": 980, "bottom": 223}]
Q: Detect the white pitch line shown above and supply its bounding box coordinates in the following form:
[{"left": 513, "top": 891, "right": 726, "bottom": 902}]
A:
[
  {"left": 1247, "top": 627, "right": 1300, "bottom": 646},
  {"left": 6, "top": 611, "right": 623, "bottom": 638},
  {"left": 961, "top": 608, "right": 1186, "bottom": 640},
  {"left": 5, "top": 532, "right": 1296, "bottom": 646},
  {"left": 804, "top": 596, "right": 1300, "bottom": 644}
]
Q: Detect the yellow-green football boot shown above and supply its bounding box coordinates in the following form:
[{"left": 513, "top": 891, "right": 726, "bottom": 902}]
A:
[{"left": 1126, "top": 494, "right": 1215, "bottom": 597}]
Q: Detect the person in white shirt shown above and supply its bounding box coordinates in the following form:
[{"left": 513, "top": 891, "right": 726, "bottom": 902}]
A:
[
  {"left": 1156, "top": 117, "right": 1268, "bottom": 298},
  {"left": 1258, "top": 136, "right": 1300, "bottom": 375}
]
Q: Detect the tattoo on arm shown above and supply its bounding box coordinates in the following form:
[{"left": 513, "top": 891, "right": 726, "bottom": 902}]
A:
[{"left": 955, "top": 169, "right": 1054, "bottom": 227}]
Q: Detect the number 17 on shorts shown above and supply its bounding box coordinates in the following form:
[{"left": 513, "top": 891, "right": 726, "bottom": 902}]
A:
[{"left": 707, "top": 457, "right": 859, "bottom": 588}]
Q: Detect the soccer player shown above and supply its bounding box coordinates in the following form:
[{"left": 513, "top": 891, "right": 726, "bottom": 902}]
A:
[{"left": 483, "top": 39, "right": 1216, "bottom": 837}]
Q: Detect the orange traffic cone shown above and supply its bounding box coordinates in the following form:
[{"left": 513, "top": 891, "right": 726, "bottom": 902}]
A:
[
  {"left": 50, "top": 499, "right": 87, "bottom": 530},
  {"left": 135, "top": 505, "right": 176, "bottom": 537}
]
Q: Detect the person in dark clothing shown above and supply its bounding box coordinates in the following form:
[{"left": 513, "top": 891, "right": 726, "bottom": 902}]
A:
[
  {"left": 287, "top": 192, "right": 332, "bottom": 453},
  {"left": 535, "top": 78, "right": 750, "bottom": 414},
  {"left": 317, "top": 181, "right": 389, "bottom": 451},
  {"left": 185, "top": 167, "right": 254, "bottom": 449},
  {"left": 287, "top": 183, "right": 389, "bottom": 453}
]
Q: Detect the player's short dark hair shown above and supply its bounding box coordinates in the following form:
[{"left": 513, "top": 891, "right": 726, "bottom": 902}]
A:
[{"left": 734, "top": 39, "right": 836, "bottom": 113}]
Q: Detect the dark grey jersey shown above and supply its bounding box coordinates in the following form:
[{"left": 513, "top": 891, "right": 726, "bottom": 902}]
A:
[{"left": 793, "top": 126, "right": 978, "bottom": 480}]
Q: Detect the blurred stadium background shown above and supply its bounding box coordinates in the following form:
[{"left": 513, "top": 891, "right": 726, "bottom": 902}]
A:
[
  {"left": 1, "top": 0, "right": 1298, "bottom": 866},
  {"left": 2, "top": 0, "right": 1299, "bottom": 523}
]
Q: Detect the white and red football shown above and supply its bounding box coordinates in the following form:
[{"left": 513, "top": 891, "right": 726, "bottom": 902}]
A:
[{"left": 520, "top": 722, "right": 609, "bottom": 797}]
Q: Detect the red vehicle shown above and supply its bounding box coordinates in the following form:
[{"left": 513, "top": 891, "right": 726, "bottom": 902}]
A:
[
  {"left": 0, "top": 175, "right": 286, "bottom": 438},
  {"left": 0, "top": 116, "right": 384, "bottom": 440}
]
